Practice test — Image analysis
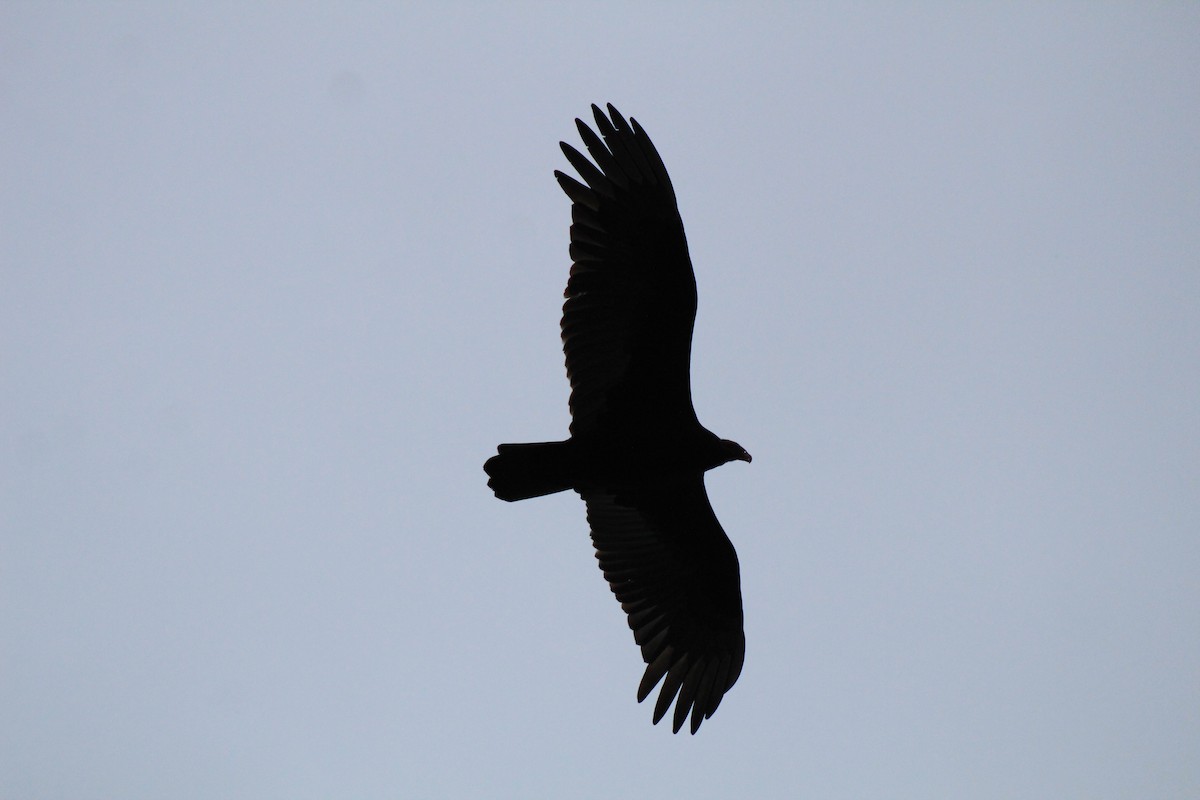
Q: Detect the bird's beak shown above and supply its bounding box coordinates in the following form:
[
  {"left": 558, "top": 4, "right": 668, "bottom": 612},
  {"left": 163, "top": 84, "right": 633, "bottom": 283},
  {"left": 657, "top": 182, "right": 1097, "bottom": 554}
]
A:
[{"left": 738, "top": 451, "right": 752, "bottom": 464}]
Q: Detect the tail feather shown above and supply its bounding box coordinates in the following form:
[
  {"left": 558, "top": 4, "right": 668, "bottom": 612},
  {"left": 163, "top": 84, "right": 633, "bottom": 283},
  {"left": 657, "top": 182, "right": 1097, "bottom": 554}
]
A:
[{"left": 484, "top": 441, "right": 575, "bottom": 501}]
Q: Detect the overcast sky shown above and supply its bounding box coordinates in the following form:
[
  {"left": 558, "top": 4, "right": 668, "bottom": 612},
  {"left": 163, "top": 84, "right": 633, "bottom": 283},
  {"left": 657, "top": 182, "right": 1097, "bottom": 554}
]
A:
[{"left": 3, "top": 3, "right": 1198, "bottom": 798}]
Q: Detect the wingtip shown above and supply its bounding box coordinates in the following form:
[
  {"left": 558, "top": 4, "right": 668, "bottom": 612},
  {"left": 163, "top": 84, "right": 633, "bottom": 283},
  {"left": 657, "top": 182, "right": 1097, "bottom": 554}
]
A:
[{"left": 594, "top": 102, "right": 628, "bottom": 132}]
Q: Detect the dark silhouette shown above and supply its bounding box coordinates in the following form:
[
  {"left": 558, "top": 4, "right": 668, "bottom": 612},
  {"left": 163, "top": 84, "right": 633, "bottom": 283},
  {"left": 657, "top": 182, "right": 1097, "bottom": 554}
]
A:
[{"left": 484, "top": 104, "right": 750, "bottom": 734}]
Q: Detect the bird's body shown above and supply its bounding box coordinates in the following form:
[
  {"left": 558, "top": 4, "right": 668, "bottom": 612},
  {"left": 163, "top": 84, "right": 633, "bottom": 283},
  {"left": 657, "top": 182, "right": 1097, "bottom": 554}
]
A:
[{"left": 484, "top": 104, "right": 749, "bottom": 734}]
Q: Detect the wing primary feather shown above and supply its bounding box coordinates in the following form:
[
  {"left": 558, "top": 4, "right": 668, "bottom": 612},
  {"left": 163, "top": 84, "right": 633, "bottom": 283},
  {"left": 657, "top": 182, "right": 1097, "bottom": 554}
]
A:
[
  {"left": 575, "top": 119, "right": 629, "bottom": 190},
  {"left": 560, "top": 142, "right": 615, "bottom": 198},
  {"left": 704, "top": 654, "right": 733, "bottom": 717},
  {"left": 554, "top": 170, "right": 599, "bottom": 210},
  {"left": 673, "top": 659, "right": 708, "bottom": 734},
  {"left": 629, "top": 116, "right": 677, "bottom": 202},
  {"left": 604, "top": 103, "right": 629, "bottom": 131},
  {"left": 638, "top": 645, "right": 674, "bottom": 702},
  {"left": 689, "top": 659, "right": 721, "bottom": 733},
  {"left": 592, "top": 104, "right": 647, "bottom": 184},
  {"left": 609, "top": 108, "right": 657, "bottom": 188},
  {"left": 653, "top": 658, "right": 689, "bottom": 727}
]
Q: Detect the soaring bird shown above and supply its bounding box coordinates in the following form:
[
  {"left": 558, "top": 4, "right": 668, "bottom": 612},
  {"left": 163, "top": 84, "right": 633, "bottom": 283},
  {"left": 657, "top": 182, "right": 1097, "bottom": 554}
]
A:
[{"left": 484, "top": 104, "right": 750, "bottom": 734}]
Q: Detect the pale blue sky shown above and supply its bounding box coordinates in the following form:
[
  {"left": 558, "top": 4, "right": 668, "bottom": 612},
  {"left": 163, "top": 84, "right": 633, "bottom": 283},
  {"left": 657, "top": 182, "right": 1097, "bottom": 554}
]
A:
[{"left": 3, "top": 4, "right": 1198, "bottom": 798}]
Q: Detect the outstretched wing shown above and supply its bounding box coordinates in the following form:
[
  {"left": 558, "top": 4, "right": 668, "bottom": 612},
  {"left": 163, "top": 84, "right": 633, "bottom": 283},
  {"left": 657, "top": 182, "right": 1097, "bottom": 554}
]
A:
[
  {"left": 556, "top": 104, "right": 700, "bottom": 438},
  {"left": 581, "top": 477, "right": 745, "bottom": 734}
]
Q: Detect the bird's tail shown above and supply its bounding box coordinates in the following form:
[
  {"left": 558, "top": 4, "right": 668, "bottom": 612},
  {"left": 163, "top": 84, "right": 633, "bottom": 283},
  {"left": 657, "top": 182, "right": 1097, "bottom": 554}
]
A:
[{"left": 484, "top": 441, "right": 575, "bottom": 502}]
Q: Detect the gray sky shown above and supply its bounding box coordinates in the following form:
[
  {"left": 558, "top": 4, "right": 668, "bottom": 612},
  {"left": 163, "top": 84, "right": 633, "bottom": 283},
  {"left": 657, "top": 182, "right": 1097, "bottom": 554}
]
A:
[{"left": 3, "top": 3, "right": 1198, "bottom": 798}]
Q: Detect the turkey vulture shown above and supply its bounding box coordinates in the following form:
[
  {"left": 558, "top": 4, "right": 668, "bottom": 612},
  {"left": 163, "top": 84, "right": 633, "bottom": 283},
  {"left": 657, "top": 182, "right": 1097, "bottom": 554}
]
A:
[{"left": 484, "top": 104, "right": 750, "bottom": 734}]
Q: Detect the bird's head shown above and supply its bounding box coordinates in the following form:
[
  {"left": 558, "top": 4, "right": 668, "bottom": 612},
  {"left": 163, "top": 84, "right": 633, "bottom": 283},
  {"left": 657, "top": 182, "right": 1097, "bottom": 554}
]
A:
[{"left": 719, "top": 439, "right": 752, "bottom": 465}]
